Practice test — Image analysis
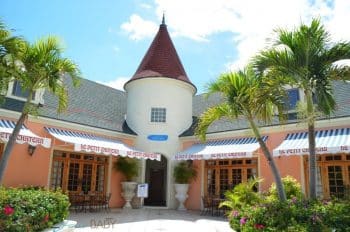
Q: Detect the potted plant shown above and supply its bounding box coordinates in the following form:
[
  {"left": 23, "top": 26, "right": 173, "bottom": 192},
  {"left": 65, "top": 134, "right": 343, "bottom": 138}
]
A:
[
  {"left": 113, "top": 157, "right": 139, "bottom": 208},
  {"left": 173, "top": 161, "right": 197, "bottom": 210}
]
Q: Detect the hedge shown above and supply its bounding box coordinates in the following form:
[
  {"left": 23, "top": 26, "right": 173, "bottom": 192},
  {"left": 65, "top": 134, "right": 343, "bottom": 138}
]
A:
[{"left": 0, "top": 187, "right": 70, "bottom": 231}]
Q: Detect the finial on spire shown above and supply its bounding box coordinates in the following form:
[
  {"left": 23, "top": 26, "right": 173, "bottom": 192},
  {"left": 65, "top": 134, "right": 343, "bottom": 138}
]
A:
[{"left": 162, "top": 12, "right": 165, "bottom": 25}]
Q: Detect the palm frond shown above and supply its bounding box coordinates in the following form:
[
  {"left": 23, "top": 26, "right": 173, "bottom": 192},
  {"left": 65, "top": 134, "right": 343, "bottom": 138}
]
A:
[{"left": 195, "top": 103, "right": 234, "bottom": 141}]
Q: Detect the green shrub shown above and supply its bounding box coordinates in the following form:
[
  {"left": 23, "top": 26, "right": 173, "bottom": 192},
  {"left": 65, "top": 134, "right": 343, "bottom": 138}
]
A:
[
  {"left": 0, "top": 187, "right": 70, "bottom": 231},
  {"left": 220, "top": 178, "right": 262, "bottom": 210},
  {"left": 267, "top": 176, "right": 303, "bottom": 201},
  {"left": 173, "top": 161, "right": 197, "bottom": 184},
  {"left": 228, "top": 198, "right": 350, "bottom": 231},
  {"left": 113, "top": 157, "right": 139, "bottom": 181},
  {"left": 223, "top": 178, "right": 350, "bottom": 231}
]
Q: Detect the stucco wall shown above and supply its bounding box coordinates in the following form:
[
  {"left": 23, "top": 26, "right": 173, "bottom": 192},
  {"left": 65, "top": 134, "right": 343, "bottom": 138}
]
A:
[
  {"left": 2, "top": 119, "right": 51, "bottom": 187},
  {"left": 0, "top": 116, "right": 134, "bottom": 209},
  {"left": 125, "top": 77, "right": 196, "bottom": 208}
]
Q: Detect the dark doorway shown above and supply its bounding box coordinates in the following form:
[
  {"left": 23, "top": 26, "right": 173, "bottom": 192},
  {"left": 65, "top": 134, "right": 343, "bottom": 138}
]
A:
[{"left": 144, "top": 155, "right": 167, "bottom": 206}]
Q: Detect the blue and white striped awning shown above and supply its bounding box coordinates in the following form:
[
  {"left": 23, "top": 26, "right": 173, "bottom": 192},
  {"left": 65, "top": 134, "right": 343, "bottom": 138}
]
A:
[
  {"left": 273, "top": 128, "right": 350, "bottom": 156},
  {"left": 0, "top": 119, "right": 51, "bottom": 148},
  {"left": 175, "top": 136, "right": 267, "bottom": 160},
  {"left": 45, "top": 127, "right": 160, "bottom": 161}
]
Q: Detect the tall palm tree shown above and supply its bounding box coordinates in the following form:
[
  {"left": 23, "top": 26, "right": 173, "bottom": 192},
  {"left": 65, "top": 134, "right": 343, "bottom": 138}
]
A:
[
  {"left": 0, "top": 36, "right": 81, "bottom": 183},
  {"left": 253, "top": 18, "right": 350, "bottom": 199},
  {"left": 196, "top": 66, "right": 287, "bottom": 201}
]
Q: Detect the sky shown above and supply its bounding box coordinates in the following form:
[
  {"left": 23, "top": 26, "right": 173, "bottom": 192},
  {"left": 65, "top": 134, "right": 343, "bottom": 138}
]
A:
[{"left": 1, "top": 0, "right": 350, "bottom": 93}]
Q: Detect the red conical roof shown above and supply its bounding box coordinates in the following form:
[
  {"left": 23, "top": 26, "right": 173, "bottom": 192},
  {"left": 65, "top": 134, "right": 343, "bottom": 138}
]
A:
[{"left": 125, "top": 20, "right": 196, "bottom": 91}]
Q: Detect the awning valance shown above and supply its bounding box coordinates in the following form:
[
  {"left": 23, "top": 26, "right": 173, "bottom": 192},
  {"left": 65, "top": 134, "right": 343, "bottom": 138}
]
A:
[
  {"left": 45, "top": 127, "right": 161, "bottom": 161},
  {"left": 0, "top": 119, "right": 51, "bottom": 148},
  {"left": 175, "top": 136, "right": 267, "bottom": 160},
  {"left": 273, "top": 128, "right": 350, "bottom": 156}
]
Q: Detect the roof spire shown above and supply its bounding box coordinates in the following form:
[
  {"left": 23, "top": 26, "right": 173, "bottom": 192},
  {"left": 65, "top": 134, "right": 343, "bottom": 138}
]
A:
[{"left": 162, "top": 12, "right": 165, "bottom": 25}]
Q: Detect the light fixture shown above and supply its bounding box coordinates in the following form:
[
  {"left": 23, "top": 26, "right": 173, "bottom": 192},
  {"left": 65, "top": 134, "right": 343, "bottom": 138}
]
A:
[{"left": 28, "top": 145, "right": 37, "bottom": 156}]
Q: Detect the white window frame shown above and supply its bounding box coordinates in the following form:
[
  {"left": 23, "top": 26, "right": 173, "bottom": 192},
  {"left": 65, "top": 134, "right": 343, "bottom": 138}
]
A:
[{"left": 6, "top": 81, "right": 45, "bottom": 105}]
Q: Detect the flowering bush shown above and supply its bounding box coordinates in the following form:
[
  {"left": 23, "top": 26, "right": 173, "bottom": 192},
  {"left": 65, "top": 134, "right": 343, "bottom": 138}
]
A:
[
  {"left": 223, "top": 177, "right": 350, "bottom": 231},
  {"left": 267, "top": 176, "right": 304, "bottom": 201},
  {"left": 229, "top": 198, "right": 350, "bottom": 231},
  {"left": 0, "top": 187, "right": 70, "bottom": 231}
]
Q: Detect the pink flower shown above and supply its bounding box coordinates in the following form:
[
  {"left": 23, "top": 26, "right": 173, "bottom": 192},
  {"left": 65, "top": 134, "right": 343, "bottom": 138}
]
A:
[
  {"left": 254, "top": 224, "right": 265, "bottom": 229},
  {"left": 43, "top": 214, "right": 49, "bottom": 222},
  {"left": 231, "top": 210, "right": 239, "bottom": 217},
  {"left": 4, "top": 205, "right": 14, "bottom": 216},
  {"left": 240, "top": 217, "right": 247, "bottom": 225}
]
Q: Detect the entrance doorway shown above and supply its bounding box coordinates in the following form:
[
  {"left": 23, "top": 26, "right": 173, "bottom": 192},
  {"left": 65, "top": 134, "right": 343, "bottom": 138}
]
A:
[{"left": 144, "top": 155, "right": 167, "bottom": 206}]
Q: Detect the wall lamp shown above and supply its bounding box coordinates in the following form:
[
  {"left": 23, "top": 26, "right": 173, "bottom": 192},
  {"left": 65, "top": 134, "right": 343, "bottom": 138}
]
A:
[{"left": 28, "top": 145, "right": 37, "bottom": 156}]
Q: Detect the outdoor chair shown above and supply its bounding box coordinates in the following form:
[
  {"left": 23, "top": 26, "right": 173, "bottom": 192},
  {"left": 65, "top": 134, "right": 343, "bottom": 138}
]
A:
[{"left": 69, "top": 194, "right": 85, "bottom": 213}]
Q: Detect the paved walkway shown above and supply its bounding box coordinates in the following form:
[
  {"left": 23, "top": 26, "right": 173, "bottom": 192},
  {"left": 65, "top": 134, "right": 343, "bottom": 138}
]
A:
[{"left": 68, "top": 208, "right": 232, "bottom": 232}]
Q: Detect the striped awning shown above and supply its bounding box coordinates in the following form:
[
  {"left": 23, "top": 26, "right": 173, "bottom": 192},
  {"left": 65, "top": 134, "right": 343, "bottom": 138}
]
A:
[
  {"left": 175, "top": 136, "right": 267, "bottom": 160},
  {"left": 273, "top": 128, "right": 350, "bottom": 156},
  {"left": 45, "top": 127, "right": 161, "bottom": 161},
  {"left": 0, "top": 119, "right": 51, "bottom": 148}
]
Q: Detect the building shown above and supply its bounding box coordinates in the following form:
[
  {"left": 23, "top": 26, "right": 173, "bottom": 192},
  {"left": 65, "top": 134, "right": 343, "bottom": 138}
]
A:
[{"left": 1, "top": 18, "right": 350, "bottom": 210}]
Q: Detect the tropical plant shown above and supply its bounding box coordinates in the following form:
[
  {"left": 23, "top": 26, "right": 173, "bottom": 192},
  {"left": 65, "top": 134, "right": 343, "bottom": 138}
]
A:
[
  {"left": 267, "top": 175, "right": 303, "bottom": 202},
  {"left": 173, "top": 161, "right": 197, "bottom": 184},
  {"left": 0, "top": 36, "right": 81, "bottom": 183},
  {"left": 253, "top": 18, "right": 350, "bottom": 199},
  {"left": 113, "top": 157, "right": 139, "bottom": 181},
  {"left": 0, "top": 19, "right": 25, "bottom": 102},
  {"left": 228, "top": 197, "right": 350, "bottom": 231},
  {"left": 220, "top": 177, "right": 262, "bottom": 210},
  {"left": 0, "top": 187, "right": 70, "bottom": 231},
  {"left": 196, "top": 66, "right": 287, "bottom": 201}
]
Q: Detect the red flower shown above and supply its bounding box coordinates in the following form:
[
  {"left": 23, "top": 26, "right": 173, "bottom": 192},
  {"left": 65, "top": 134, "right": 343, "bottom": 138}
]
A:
[
  {"left": 254, "top": 224, "right": 265, "bottom": 229},
  {"left": 43, "top": 214, "right": 49, "bottom": 222},
  {"left": 4, "top": 205, "right": 14, "bottom": 216}
]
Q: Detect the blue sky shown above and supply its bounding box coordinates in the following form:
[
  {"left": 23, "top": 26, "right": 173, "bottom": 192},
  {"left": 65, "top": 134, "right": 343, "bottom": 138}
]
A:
[{"left": 1, "top": 0, "right": 349, "bottom": 93}]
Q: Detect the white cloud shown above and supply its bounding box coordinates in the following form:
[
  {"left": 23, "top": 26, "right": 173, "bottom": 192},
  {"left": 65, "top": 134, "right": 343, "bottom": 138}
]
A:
[
  {"left": 97, "top": 77, "right": 129, "bottom": 91},
  {"left": 120, "top": 14, "right": 158, "bottom": 41},
  {"left": 121, "top": 0, "right": 350, "bottom": 70},
  {"left": 140, "top": 3, "right": 152, "bottom": 9}
]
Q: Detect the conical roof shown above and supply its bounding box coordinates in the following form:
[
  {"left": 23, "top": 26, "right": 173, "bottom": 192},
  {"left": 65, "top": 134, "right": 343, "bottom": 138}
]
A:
[{"left": 125, "top": 18, "right": 196, "bottom": 91}]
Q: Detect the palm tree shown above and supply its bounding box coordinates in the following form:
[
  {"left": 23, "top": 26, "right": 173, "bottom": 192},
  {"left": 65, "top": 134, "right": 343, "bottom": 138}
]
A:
[
  {"left": 253, "top": 18, "right": 350, "bottom": 199},
  {"left": 196, "top": 66, "right": 287, "bottom": 201},
  {"left": 0, "top": 20, "right": 25, "bottom": 101},
  {"left": 0, "top": 36, "right": 81, "bottom": 183}
]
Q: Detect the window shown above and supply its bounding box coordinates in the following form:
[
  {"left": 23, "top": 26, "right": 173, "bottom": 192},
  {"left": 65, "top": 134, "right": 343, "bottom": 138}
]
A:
[
  {"left": 205, "top": 158, "right": 258, "bottom": 197},
  {"left": 6, "top": 80, "right": 44, "bottom": 104},
  {"left": 11, "top": 80, "right": 35, "bottom": 100},
  {"left": 304, "top": 154, "right": 350, "bottom": 199},
  {"left": 151, "top": 107, "right": 166, "bottom": 122},
  {"left": 50, "top": 150, "right": 108, "bottom": 194},
  {"left": 284, "top": 88, "right": 300, "bottom": 111}
]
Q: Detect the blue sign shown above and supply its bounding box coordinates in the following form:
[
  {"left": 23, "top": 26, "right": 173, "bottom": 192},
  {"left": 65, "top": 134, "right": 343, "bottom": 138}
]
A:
[{"left": 147, "top": 134, "right": 168, "bottom": 141}]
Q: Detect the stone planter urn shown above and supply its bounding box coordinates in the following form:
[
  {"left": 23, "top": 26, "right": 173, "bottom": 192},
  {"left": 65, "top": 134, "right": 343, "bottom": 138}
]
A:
[
  {"left": 121, "top": 181, "right": 137, "bottom": 209},
  {"left": 174, "top": 183, "right": 189, "bottom": 210}
]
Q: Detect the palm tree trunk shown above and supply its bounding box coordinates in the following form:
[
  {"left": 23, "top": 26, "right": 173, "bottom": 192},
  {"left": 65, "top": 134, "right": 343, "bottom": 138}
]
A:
[
  {"left": 0, "top": 112, "right": 28, "bottom": 183},
  {"left": 308, "top": 123, "right": 317, "bottom": 199},
  {"left": 248, "top": 119, "right": 286, "bottom": 201},
  {"left": 306, "top": 90, "right": 317, "bottom": 199}
]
